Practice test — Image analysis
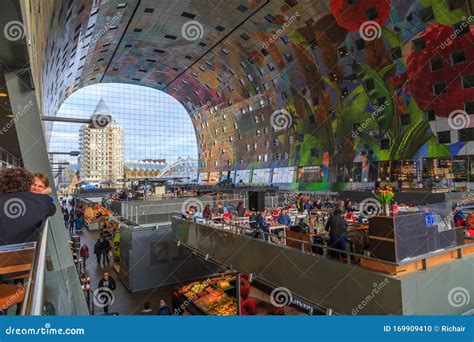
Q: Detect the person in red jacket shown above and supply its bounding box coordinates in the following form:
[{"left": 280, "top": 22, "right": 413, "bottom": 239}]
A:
[{"left": 80, "top": 244, "right": 90, "bottom": 269}]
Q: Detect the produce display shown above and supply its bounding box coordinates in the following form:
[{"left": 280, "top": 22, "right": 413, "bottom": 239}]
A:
[{"left": 178, "top": 274, "right": 237, "bottom": 315}]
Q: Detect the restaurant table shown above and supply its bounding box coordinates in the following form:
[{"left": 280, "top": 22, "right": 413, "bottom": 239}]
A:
[
  {"left": 0, "top": 244, "right": 35, "bottom": 279},
  {"left": 268, "top": 224, "right": 286, "bottom": 245},
  {"left": 211, "top": 215, "right": 223, "bottom": 222}
]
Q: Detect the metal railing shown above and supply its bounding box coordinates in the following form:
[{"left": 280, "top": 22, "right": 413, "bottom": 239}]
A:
[
  {"left": 21, "top": 218, "right": 49, "bottom": 315},
  {"left": 120, "top": 194, "right": 279, "bottom": 225},
  {"left": 172, "top": 215, "right": 474, "bottom": 267}
]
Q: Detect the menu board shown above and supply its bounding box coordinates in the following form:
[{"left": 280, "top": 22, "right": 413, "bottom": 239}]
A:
[
  {"left": 297, "top": 166, "right": 323, "bottom": 182},
  {"left": 209, "top": 172, "right": 221, "bottom": 184},
  {"left": 235, "top": 169, "right": 251, "bottom": 184},
  {"left": 198, "top": 172, "right": 209, "bottom": 184},
  {"left": 272, "top": 167, "right": 296, "bottom": 183},
  {"left": 251, "top": 168, "right": 271, "bottom": 184}
]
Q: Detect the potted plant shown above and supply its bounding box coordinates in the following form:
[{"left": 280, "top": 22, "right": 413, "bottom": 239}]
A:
[{"left": 374, "top": 186, "right": 395, "bottom": 216}]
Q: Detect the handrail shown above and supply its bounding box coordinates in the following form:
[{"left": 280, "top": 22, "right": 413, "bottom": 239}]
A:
[
  {"left": 172, "top": 215, "right": 473, "bottom": 268},
  {"left": 21, "top": 218, "right": 49, "bottom": 316}
]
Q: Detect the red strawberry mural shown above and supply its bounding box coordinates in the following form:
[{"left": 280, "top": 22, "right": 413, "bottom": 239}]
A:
[
  {"left": 329, "top": 0, "right": 391, "bottom": 32},
  {"left": 406, "top": 23, "right": 474, "bottom": 118}
]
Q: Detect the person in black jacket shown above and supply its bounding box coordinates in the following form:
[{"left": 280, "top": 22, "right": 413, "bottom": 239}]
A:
[
  {"left": 94, "top": 238, "right": 103, "bottom": 264},
  {"left": 324, "top": 208, "right": 348, "bottom": 259},
  {"left": 0, "top": 168, "right": 56, "bottom": 246},
  {"left": 100, "top": 239, "right": 111, "bottom": 267},
  {"left": 97, "top": 272, "right": 116, "bottom": 314}
]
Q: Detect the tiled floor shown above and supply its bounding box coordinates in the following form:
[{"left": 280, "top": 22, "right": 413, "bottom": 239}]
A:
[{"left": 72, "top": 220, "right": 174, "bottom": 315}]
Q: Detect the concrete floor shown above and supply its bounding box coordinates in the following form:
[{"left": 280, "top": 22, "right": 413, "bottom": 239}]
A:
[{"left": 71, "top": 219, "right": 174, "bottom": 315}]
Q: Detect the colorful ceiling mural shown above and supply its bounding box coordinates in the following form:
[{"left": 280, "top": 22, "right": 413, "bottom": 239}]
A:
[{"left": 24, "top": 0, "right": 474, "bottom": 188}]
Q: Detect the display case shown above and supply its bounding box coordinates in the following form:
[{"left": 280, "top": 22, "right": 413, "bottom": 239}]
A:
[{"left": 176, "top": 273, "right": 238, "bottom": 315}]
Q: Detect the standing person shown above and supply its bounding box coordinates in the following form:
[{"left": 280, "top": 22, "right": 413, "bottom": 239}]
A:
[
  {"left": 94, "top": 238, "right": 103, "bottom": 265},
  {"left": 63, "top": 209, "right": 70, "bottom": 228},
  {"left": 80, "top": 244, "right": 90, "bottom": 269},
  {"left": 0, "top": 167, "right": 56, "bottom": 246},
  {"left": 69, "top": 213, "right": 75, "bottom": 234},
  {"left": 324, "top": 209, "right": 348, "bottom": 259},
  {"left": 157, "top": 299, "right": 171, "bottom": 315},
  {"left": 141, "top": 301, "right": 153, "bottom": 315},
  {"left": 97, "top": 272, "right": 116, "bottom": 314},
  {"left": 101, "top": 238, "right": 111, "bottom": 267},
  {"left": 375, "top": 177, "right": 382, "bottom": 190},
  {"left": 397, "top": 177, "right": 403, "bottom": 192}
]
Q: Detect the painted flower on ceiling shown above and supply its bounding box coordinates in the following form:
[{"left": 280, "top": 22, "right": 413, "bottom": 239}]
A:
[
  {"left": 406, "top": 23, "right": 474, "bottom": 118},
  {"left": 329, "top": 0, "right": 391, "bottom": 32}
]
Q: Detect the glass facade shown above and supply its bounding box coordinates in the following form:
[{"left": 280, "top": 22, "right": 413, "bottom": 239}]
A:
[{"left": 47, "top": 83, "right": 198, "bottom": 172}]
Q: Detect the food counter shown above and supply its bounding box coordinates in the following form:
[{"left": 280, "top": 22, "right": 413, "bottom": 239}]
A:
[{"left": 177, "top": 273, "right": 238, "bottom": 315}]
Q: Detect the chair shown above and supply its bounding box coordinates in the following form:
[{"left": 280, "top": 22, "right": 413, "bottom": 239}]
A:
[{"left": 285, "top": 230, "right": 313, "bottom": 253}]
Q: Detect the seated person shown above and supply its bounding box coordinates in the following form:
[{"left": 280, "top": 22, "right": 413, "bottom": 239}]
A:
[
  {"left": 202, "top": 204, "right": 212, "bottom": 219},
  {"left": 453, "top": 205, "right": 466, "bottom": 226},
  {"left": 304, "top": 200, "right": 313, "bottom": 212},
  {"left": 236, "top": 202, "right": 246, "bottom": 218},
  {"left": 248, "top": 212, "right": 258, "bottom": 229},
  {"left": 277, "top": 210, "right": 292, "bottom": 227},
  {"left": 345, "top": 200, "right": 355, "bottom": 213},
  {"left": 256, "top": 212, "right": 269, "bottom": 240},
  {"left": 182, "top": 205, "right": 196, "bottom": 220},
  {"left": 314, "top": 198, "right": 322, "bottom": 210},
  {"left": 0, "top": 167, "right": 56, "bottom": 246},
  {"left": 215, "top": 201, "right": 229, "bottom": 215}
]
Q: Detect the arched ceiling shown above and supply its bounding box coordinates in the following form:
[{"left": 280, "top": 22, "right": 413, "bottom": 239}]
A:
[
  {"left": 23, "top": 0, "right": 474, "bottom": 183},
  {"left": 26, "top": 0, "right": 311, "bottom": 116}
]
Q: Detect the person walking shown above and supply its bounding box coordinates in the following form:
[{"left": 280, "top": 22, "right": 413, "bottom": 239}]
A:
[
  {"left": 100, "top": 238, "right": 111, "bottom": 267},
  {"left": 63, "top": 209, "right": 70, "bottom": 228},
  {"left": 97, "top": 272, "right": 116, "bottom": 314},
  {"left": 80, "top": 244, "right": 90, "bottom": 269},
  {"left": 94, "top": 238, "right": 103, "bottom": 265},
  {"left": 157, "top": 299, "right": 171, "bottom": 315}
]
